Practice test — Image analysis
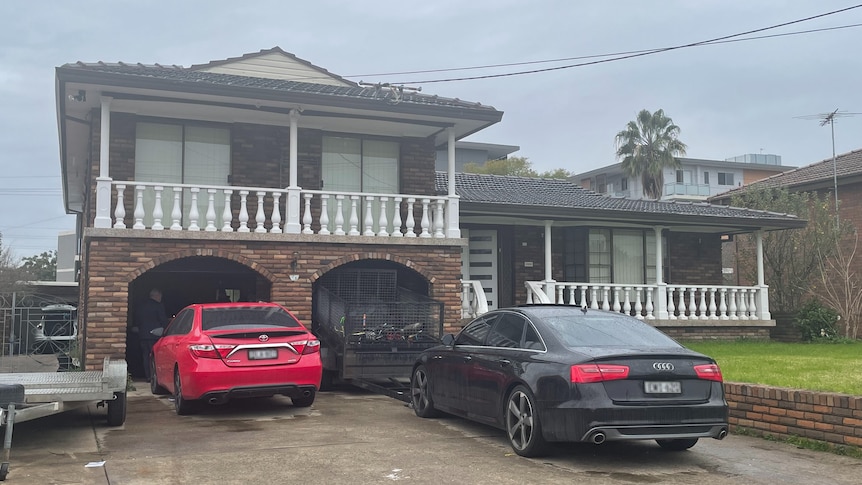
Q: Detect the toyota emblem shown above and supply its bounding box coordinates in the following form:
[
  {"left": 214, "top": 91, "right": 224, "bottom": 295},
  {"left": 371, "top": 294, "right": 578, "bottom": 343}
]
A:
[
  {"left": 259, "top": 334, "right": 270, "bottom": 342},
  {"left": 652, "top": 362, "right": 674, "bottom": 371}
]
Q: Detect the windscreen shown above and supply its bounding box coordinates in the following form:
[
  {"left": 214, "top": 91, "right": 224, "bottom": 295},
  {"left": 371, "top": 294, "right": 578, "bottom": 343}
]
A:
[
  {"left": 540, "top": 311, "right": 681, "bottom": 349},
  {"left": 201, "top": 306, "right": 302, "bottom": 331}
]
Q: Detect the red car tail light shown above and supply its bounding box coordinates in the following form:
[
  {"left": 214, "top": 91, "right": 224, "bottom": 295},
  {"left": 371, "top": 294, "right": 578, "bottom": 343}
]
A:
[
  {"left": 189, "top": 344, "right": 235, "bottom": 359},
  {"left": 694, "top": 363, "right": 723, "bottom": 382},
  {"left": 571, "top": 364, "right": 630, "bottom": 383},
  {"left": 301, "top": 339, "right": 320, "bottom": 355}
]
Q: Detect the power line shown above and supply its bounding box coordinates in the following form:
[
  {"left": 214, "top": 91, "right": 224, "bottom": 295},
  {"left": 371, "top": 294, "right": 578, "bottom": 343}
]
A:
[
  {"left": 385, "top": 4, "right": 862, "bottom": 84},
  {"left": 348, "top": 23, "right": 862, "bottom": 79}
]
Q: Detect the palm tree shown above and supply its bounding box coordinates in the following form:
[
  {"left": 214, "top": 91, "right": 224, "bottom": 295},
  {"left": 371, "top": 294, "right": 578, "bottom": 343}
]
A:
[{"left": 615, "top": 109, "right": 688, "bottom": 199}]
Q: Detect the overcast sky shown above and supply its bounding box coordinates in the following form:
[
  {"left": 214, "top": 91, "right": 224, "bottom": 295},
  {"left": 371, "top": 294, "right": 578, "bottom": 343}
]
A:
[{"left": 1, "top": 1, "right": 861, "bottom": 259}]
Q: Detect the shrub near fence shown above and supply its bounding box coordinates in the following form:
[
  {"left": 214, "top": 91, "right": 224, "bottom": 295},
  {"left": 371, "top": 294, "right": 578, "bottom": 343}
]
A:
[{"left": 725, "top": 383, "right": 862, "bottom": 448}]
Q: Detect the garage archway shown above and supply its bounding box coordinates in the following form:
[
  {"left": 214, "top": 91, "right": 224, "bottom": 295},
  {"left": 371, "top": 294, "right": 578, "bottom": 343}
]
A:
[{"left": 126, "top": 256, "right": 271, "bottom": 377}]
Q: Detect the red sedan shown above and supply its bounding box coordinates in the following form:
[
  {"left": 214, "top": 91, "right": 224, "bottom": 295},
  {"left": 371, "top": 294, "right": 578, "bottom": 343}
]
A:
[{"left": 151, "top": 302, "right": 322, "bottom": 415}]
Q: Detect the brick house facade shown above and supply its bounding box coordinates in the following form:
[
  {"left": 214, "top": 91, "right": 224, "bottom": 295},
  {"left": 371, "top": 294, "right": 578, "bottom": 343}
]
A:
[{"left": 56, "top": 48, "right": 807, "bottom": 372}]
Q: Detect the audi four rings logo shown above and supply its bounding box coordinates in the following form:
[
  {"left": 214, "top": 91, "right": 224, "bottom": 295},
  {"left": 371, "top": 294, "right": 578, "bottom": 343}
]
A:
[
  {"left": 653, "top": 362, "right": 674, "bottom": 371},
  {"left": 259, "top": 334, "right": 269, "bottom": 342}
]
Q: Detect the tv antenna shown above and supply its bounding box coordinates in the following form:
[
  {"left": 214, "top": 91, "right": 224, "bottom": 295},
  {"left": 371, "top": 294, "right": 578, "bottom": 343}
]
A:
[{"left": 795, "top": 109, "right": 861, "bottom": 227}]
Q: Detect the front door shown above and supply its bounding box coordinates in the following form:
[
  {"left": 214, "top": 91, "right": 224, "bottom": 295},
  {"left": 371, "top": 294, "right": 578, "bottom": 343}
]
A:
[{"left": 462, "top": 229, "right": 499, "bottom": 311}]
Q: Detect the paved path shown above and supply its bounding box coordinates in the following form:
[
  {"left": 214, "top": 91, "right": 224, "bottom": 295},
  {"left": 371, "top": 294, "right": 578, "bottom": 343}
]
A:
[{"left": 2, "top": 383, "right": 860, "bottom": 484}]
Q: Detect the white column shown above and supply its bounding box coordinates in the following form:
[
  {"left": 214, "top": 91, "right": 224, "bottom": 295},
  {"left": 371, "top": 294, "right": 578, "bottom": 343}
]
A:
[
  {"left": 446, "top": 127, "right": 461, "bottom": 238},
  {"left": 756, "top": 230, "right": 771, "bottom": 319},
  {"left": 94, "top": 96, "right": 113, "bottom": 228},
  {"left": 543, "top": 220, "right": 556, "bottom": 301},
  {"left": 654, "top": 226, "right": 669, "bottom": 319},
  {"left": 284, "top": 109, "right": 302, "bottom": 234}
]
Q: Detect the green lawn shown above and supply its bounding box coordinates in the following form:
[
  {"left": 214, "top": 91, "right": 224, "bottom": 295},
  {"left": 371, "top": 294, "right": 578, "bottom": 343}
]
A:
[{"left": 681, "top": 340, "right": 862, "bottom": 396}]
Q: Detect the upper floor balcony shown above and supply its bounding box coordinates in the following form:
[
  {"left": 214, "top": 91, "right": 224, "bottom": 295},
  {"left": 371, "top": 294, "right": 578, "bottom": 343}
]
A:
[
  {"left": 102, "top": 180, "right": 458, "bottom": 240},
  {"left": 663, "top": 182, "right": 712, "bottom": 198}
]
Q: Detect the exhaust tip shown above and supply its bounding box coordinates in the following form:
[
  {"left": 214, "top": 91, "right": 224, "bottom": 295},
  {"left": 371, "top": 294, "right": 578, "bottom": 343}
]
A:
[
  {"left": 302, "top": 390, "right": 312, "bottom": 397},
  {"left": 717, "top": 428, "right": 728, "bottom": 440},
  {"left": 591, "top": 432, "right": 606, "bottom": 445}
]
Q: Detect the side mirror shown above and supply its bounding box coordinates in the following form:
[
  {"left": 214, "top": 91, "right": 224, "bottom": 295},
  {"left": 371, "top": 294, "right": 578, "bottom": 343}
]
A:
[
  {"left": 149, "top": 327, "right": 164, "bottom": 337},
  {"left": 441, "top": 334, "right": 455, "bottom": 346}
]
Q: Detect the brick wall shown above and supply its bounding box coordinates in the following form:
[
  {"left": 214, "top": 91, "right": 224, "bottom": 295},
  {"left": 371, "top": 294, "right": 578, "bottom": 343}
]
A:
[
  {"left": 726, "top": 383, "right": 862, "bottom": 448},
  {"left": 668, "top": 233, "right": 723, "bottom": 285},
  {"left": 659, "top": 326, "right": 770, "bottom": 340},
  {"left": 80, "top": 236, "right": 462, "bottom": 370}
]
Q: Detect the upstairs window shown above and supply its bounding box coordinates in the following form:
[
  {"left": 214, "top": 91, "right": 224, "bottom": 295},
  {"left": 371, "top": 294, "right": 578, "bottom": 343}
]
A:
[{"left": 717, "top": 172, "right": 735, "bottom": 186}]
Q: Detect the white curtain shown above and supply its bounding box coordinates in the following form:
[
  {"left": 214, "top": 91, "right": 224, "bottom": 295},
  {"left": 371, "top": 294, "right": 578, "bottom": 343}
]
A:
[
  {"left": 183, "top": 126, "right": 229, "bottom": 228},
  {"left": 613, "top": 229, "right": 644, "bottom": 284},
  {"left": 321, "top": 136, "right": 398, "bottom": 234},
  {"left": 135, "top": 123, "right": 182, "bottom": 228},
  {"left": 135, "top": 122, "right": 230, "bottom": 229}
]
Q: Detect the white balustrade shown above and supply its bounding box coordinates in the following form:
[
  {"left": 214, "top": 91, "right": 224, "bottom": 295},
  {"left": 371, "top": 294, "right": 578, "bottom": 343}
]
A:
[
  {"left": 525, "top": 281, "right": 771, "bottom": 321},
  {"left": 113, "top": 185, "right": 126, "bottom": 229},
  {"left": 109, "top": 181, "right": 454, "bottom": 240},
  {"left": 461, "top": 280, "right": 489, "bottom": 318}
]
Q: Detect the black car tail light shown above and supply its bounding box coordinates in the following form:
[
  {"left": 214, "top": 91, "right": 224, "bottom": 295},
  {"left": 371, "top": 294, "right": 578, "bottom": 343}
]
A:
[
  {"left": 301, "top": 339, "right": 321, "bottom": 355},
  {"left": 694, "top": 363, "right": 724, "bottom": 382},
  {"left": 189, "top": 344, "right": 235, "bottom": 359},
  {"left": 571, "top": 364, "right": 630, "bottom": 383}
]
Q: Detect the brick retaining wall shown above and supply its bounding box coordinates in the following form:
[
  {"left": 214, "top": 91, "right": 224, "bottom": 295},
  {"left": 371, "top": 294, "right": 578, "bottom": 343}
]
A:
[{"left": 725, "top": 382, "right": 862, "bottom": 448}]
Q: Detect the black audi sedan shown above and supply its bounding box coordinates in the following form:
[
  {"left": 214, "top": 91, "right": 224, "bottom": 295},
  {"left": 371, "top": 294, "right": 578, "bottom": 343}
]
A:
[{"left": 410, "top": 306, "right": 728, "bottom": 457}]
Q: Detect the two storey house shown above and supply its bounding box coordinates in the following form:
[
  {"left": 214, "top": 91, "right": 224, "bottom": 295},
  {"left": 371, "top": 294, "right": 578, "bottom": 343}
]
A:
[{"left": 55, "top": 48, "right": 805, "bottom": 371}]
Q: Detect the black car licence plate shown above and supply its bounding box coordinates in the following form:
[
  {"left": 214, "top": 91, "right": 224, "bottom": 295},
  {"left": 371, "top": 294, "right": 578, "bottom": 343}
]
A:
[
  {"left": 644, "top": 381, "right": 681, "bottom": 394},
  {"left": 248, "top": 349, "right": 278, "bottom": 360}
]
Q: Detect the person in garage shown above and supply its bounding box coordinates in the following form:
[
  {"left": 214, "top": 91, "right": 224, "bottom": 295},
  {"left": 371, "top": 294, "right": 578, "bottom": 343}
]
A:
[{"left": 135, "top": 288, "right": 168, "bottom": 381}]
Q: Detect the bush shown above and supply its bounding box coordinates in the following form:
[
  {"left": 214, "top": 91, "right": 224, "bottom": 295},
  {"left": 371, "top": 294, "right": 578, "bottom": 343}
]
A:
[{"left": 794, "top": 300, "right": 839, "bottom": 341}]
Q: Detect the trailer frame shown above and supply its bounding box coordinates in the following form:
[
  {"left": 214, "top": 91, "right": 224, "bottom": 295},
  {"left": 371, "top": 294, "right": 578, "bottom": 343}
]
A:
[{"left": 0, "top": 357, "right": 127, "bottom": 481}]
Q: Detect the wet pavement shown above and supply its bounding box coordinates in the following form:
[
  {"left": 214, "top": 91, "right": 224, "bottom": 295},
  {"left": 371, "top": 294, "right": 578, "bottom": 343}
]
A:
[{"left": 2, "top": 381, "right": 861, "bottom": 484}]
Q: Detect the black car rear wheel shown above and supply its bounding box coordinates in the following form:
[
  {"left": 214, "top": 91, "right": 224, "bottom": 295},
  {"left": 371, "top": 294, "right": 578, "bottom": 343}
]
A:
[
  {"left": 411, "top": 365, "right": 438, "bottom": 418},
  {"left": 656, "top": 438, "right": 699, "bottom": 451},
  {"left": 505, "top": 385, "right": 548, "bottom": 457},
  {"left": 174, "top": 369, "right": 197, "bottom": 415}
]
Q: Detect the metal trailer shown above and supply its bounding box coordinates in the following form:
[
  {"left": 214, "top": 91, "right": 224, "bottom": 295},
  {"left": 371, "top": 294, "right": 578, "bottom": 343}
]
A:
[
  {"left": 0, "top": 357, "right": 128, "bottom": 481},
  {"left": 314, "top": 282, "right": 444, "bottom": 391}
]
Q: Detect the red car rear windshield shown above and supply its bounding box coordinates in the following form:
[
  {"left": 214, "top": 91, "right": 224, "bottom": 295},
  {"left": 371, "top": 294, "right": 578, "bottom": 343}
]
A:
[{"left": 201, "top": 306, "right": 302, "bottom": 331}]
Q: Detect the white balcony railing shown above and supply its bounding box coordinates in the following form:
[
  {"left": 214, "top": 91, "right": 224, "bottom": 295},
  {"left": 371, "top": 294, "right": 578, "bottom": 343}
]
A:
[
  {"left": 107, "top": 181, "right": 455, "bottom": 238},
  {"left": 460, "top": 280, "right": 489, "bottom": 319},
  {"left": 525, "top": 281, "right": 770, "bottom": 321}
]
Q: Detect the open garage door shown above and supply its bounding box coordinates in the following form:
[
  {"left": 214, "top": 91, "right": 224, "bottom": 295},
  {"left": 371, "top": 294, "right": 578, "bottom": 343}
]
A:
[{"left": 126, "top": 256, "right": 271, "bottom": 378}]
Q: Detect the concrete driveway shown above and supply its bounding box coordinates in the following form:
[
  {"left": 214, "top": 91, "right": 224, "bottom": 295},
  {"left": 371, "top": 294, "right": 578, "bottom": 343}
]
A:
[{"left": 3, "top": 383, "right": 860, "bottom": 485}]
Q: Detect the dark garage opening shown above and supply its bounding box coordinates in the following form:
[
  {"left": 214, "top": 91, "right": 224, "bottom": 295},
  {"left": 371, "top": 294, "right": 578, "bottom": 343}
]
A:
[{"left": 125, "top": 256, "right": 270, "bottom": 378}]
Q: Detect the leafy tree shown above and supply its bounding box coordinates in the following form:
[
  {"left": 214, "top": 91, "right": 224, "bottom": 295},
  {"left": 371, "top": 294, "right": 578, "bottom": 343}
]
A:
[
  {"left": 615, "top": 109, "right": 687, "bottom": 199},
  {"left": 20, "top": 250, "right": 57, "bottom": 281},
  {"left": 537, "top": 167, "right": 575, "bottom": 179},
  {"left": 463, "top": 156, "right": 572, "bottom": 179},
  {"left": 0, "top": 234, "right": 29, "bottom": 295},
  {"left": 730, "top": 187, "right": 844, "bottom": 313}
]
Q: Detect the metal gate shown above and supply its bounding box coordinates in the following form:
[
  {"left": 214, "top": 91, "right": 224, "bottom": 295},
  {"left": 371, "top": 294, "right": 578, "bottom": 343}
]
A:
[{"left": 0, "top": 293, "right": 78, "bottom": 372}]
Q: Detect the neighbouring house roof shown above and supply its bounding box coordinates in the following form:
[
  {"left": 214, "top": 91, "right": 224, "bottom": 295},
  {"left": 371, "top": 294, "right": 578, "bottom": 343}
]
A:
[
  {"left": 437, "top": 172, "right": 806, "bottom": 233},
  {"left": 709, "top": 148, "right": 862, "bottom": 203}
]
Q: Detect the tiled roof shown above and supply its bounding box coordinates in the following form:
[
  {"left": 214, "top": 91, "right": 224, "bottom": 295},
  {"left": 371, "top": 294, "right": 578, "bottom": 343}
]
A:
[
  {"left": 710, "top": 148, "right": 862, "bottom": 201},
  {"left": 62, "top": 54, "right": 497, "bottom": 112},
  {"left": 437, "top": 172, "right": 803, "bottom": 225}
]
